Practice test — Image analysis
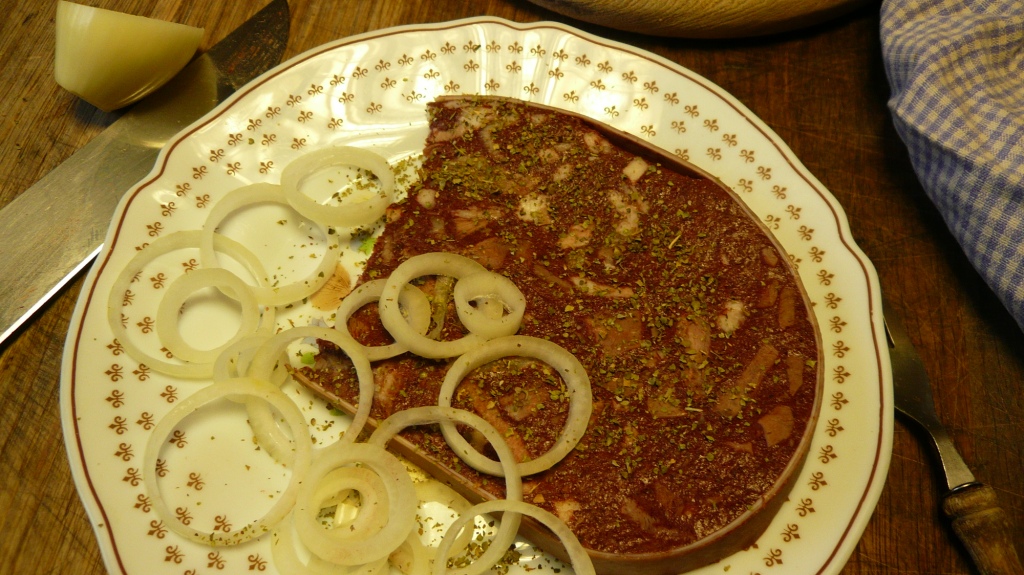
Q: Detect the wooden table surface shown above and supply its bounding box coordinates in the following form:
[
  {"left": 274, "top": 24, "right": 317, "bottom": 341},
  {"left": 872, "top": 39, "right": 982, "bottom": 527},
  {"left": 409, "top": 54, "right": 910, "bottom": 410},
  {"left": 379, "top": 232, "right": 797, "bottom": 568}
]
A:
[{"left": 1, "top": 1, "right": 1022, "bottom": 574}]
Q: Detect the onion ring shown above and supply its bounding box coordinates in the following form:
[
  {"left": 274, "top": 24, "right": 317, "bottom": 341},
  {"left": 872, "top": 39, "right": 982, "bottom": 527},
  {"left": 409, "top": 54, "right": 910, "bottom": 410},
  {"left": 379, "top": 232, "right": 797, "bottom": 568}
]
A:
[
  {"left": 280, "top": 146, "right": 396, "bottom": 229},
  {"left": 452, "top": 270, "right": 525, "bottom": 339},
  {"left": 368, "top": 406, "right": 522, "bottom": 575},
  {"left": 334, "top": 279, "right": 432, "bottom": 362},
  {"left": 316, "top": 465, "right": 390, "bottom": 538},
  {"left": 271, "top": 512, "right": 389, "bottom": 575},
  {"left": 247, "top": 326, "right": 375, "bottom": 443},
  {"left": 293, "top": 442, "right": 417, "bottom": 566},
  {"left": 212, "top": 334, "right": 289, "bottom": 385},
  {"left": 436, "top": 499, "right": 596, "bottom": 575},
  {"left": 107, "top": 230, "right": 270, "bottom": 379},
  {"left": 390, "top": 530, "right": 434, "bottom": 575},
  {"left": 198, "top": 182, "right": 340, "bottom": 306},
  {"left": 437, "top": 336, "right": 592, "bottom": 477},
  {"left": 143, "top": 377, "right": 311, "bottom": 545},
  {"left": 378, "top": 253, "right": 487, "bottom": 359},
  {"left": 210, "top": 334, "right": 300, "bottom": 465},
  {"left": 155, "top": 267, "right": 261, "bottom": 364}
]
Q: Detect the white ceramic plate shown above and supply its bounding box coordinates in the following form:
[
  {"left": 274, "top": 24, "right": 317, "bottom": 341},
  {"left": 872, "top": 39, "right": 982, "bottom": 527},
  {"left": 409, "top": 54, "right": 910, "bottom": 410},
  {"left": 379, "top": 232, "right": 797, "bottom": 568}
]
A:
[{"left": 61, "top": 17, "right": 893, "bottom": 575}]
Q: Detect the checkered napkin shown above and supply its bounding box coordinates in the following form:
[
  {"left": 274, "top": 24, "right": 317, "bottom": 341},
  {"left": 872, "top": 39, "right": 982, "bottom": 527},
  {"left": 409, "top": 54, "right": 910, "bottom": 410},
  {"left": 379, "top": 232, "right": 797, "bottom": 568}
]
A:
[{"left": 880, "top": 0, "right": 1024, "bottom": 331}]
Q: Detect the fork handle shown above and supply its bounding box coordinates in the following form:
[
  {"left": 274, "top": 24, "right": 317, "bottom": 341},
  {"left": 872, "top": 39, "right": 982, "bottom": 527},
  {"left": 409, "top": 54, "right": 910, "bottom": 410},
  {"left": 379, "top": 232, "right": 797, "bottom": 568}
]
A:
[{"left": 942, "top": 483, "right": 1024, "bottom": 575}]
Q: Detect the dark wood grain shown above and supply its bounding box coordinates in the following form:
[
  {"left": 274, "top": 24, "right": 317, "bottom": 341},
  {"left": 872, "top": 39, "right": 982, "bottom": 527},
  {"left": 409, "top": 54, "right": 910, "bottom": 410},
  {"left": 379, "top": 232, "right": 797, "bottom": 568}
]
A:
[{"left": 1, "top": 1, "right": 1021, "bottom": 574}]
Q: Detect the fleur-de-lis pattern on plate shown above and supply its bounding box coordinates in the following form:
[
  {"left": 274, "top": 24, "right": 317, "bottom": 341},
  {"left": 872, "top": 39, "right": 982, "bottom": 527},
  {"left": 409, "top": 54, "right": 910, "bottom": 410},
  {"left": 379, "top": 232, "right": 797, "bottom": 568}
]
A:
[
  {"left": 110, "top": 416, "right": 128, "bottom": 435},
  {"left": 146, "top": 519, "right": 165, "bottom": 537},
  {"left": 208, "top": 551, "right": 226, "bottom": 569},
  {"left": 64, "top": 19, "right": 888, "bottom": 575},
  {"left": 781, "top": 523, "right": 800, "bottom": 543}
]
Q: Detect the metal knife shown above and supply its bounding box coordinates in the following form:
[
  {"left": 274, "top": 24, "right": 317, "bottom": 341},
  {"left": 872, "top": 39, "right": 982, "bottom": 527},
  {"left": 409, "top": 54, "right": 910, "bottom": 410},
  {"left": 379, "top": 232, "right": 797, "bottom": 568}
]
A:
[
  {"left": 0, "top": 0, "right": 290, "bottom": 346},
  {"left": 884, "top": 299, "right": 1024, "bottom": 575}
]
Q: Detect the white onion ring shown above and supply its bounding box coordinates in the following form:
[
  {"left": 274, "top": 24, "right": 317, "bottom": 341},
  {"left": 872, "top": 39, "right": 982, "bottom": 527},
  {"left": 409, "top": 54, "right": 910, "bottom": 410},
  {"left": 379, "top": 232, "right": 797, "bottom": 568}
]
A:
[
  {"left": 143, "top": 377, "right": 311, "bottom": 545},
  {"left": 334, "top": 279, "right": 433, "bottom": 362},
  {"left": 452, "top": 271, "right": 525, "bottom": 339},
  {"left": 247, "top": 326, "right": 375, "bottom": 443},
  {"left": 246, "top": 389, "right": 302, "bottom": 466},
  {"left": 294, "top": 442, "right": 417, "bottom": 566},
  {"left": 390, "top": 530, "right": 435, "bottom": 575},
  {"left": 271, "top": 512, "right": 389, "bottom": 575},
  {"left": 213, "top": 334, "right": 306, "bottom": 465},
  {"left": 368, "top": 406, "right": 522, "bottom": 575},
  {"left": 436, "top": 499, "right": 596, "bottom": 575},
  {"left": 108, "top": 231, "right": 269, "bottom": 379},
  {"left": 438, "top": 336, "right": 592, "bottom": 477},
  {"left": 212, "top": 334, "right": 289, "bottom": 385},
  {"left": 378, "top": 253, "right": 488, "bottom": 359},
  {"left": 155, "top": 267, "right": 261, "bottom": 364},
  {"left": 281, "top": 146, "right": 396, "bottom": 229},
  {"left": 210, "top": 334, "right": 298, "bottom": 465},
  {"left": 316, "top": 466, "right": 390, "bottom": 538},
  {"left": 198, "top": 182, "right": 340, "bottom": 306}
]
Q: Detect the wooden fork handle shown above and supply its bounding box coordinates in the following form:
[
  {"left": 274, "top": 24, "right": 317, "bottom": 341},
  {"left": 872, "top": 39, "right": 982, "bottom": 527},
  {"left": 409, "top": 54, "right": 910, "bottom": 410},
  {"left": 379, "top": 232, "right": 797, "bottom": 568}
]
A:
[{"left": 942, "top": 483, "right": 1024, "bottom": 575}]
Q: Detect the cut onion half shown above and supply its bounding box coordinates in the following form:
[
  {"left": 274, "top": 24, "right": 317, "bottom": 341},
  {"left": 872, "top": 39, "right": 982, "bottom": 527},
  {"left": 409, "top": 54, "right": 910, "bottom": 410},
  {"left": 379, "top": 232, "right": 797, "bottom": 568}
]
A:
[
  {"left": 54, "top": 1, "right": 203, "bottom": 112},
  {"left": 281, "top": 146, "right": 396, "bottom": 229},
  {"left": 437, "top": 336, "right": 592, "bottom": 477}
]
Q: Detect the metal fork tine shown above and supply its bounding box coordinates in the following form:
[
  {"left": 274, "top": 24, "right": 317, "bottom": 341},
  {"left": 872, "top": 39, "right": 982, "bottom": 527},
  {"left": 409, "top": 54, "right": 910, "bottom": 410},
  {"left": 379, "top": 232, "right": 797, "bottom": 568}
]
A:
[{"left": 883, "top": 299, "right": 933, "bottom": 417}]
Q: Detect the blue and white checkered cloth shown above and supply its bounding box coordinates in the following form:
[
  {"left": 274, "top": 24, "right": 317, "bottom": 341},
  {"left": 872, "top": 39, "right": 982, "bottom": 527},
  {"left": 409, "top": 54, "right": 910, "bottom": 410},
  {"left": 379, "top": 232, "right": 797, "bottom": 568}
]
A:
[{"left": 881, "top": 0, "right": 1024, "bottom": 331}]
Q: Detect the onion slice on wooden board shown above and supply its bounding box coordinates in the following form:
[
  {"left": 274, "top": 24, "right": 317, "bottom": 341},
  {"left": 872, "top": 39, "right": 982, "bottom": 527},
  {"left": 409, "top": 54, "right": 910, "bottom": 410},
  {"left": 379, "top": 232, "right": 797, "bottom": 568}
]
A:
[{"left": 54, "top": 0, "right": 203, "bottom": 111}]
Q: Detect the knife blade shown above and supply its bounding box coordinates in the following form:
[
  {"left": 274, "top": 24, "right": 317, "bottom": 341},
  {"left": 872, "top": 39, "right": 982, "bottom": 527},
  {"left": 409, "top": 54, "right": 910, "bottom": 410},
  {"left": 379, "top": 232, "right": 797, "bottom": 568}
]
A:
[{"left": 0, "top": 0, "right": 290, "bottom": 346}]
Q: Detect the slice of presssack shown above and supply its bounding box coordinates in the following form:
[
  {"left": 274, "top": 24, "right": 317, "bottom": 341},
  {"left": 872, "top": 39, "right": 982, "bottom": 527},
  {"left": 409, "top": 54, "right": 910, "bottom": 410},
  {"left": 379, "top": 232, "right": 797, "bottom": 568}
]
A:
[{"left": 295, "top": 95, "right": 823, "bottom": 575}]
